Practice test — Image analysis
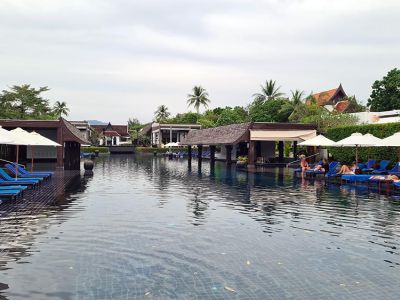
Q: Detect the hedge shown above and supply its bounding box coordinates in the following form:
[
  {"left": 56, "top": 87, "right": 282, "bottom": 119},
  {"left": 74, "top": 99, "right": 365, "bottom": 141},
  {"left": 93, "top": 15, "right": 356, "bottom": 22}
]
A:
[
  {"left": 81, "top": 146, "right": 109, "bottom": 153},
  {"left": 326, "top": 123, "right": 400, "bottom": 164}
]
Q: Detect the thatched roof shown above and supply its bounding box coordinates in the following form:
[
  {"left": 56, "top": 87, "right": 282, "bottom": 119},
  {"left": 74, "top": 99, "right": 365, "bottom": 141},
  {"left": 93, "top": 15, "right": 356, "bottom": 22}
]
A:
[{"left": 181, "top": 122, "right": 251, "bottom": 146}]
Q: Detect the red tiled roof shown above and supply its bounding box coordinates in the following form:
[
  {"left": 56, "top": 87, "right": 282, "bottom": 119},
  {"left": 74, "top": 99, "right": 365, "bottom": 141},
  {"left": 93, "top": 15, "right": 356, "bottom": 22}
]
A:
[
  {"left": 103, "top": 130, "right": 120, "bottom": 137},
  {"left": 92, "top": 124, "right": 129, "bottom": 136},
  {"left": 311, "top": 88, "right": 338, "bottom": 106}
]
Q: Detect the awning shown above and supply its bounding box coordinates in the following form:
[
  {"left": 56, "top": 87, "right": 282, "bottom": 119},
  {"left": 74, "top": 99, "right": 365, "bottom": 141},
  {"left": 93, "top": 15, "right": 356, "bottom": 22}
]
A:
[{"left": 250, "top": 130, "right": 316, "bottom": 142}]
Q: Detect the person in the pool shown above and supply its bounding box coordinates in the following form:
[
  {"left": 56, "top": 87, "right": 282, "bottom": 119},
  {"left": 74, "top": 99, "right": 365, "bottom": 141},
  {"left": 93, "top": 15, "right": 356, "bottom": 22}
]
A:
[{"left": 300, "top": 154, "right": 310, "bottom": 178}]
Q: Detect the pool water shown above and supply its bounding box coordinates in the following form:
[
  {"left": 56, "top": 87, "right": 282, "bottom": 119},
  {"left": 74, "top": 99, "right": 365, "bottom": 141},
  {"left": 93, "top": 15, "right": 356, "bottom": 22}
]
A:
[{"left": 1, "top": 155, "right": 400, "bottom": 299}]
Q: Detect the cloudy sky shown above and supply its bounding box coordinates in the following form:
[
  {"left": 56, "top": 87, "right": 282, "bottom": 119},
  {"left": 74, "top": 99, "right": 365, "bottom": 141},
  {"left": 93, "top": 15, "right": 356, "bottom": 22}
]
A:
[{"left": 0, "top": 0, "right": 399, "bottom": 124}]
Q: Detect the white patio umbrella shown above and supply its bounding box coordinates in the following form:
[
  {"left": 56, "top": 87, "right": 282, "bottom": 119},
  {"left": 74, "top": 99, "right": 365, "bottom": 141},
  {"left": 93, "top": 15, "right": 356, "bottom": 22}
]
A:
[
  {"left": 334, "top": 133, "right": 382, "bottom": 166},
  {"left": 377, "top": 132, "right": 400, "bottom": 161},
  {"left": 29, "top": 131, "right": 61, "bottom": 172},
  {"left": 10, "top": 128, "right": 40, "bottom": 178},
  {"left": 0, "top": 127, "right": 14, "bottom": 144},
  {"left": 298, "top": 135, "right": 336, "bottom": 147}
]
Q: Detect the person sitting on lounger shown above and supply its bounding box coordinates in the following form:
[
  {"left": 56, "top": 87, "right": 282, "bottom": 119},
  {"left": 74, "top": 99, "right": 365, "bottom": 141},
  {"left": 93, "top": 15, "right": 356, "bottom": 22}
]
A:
[
  {"left": 313, "top": 158, "right": 329, "bottom": 174},
  {"left": 338, "top": 162, "right": 357, "bottom": 175},
  {"left": 370, "top": 175, "right": 400, "bottom": 182},
  {"left": 300, "top": 154, "right": 310, "bottom": 178}
]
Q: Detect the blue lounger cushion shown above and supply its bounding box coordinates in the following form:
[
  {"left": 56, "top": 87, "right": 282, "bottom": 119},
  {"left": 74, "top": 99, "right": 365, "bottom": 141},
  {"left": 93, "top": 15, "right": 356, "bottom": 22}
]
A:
[
  {"left": 342, "top": 175, "right": 371, "bottom": 182},
  {"left": 0, "top": 185, "right": 28, "bottom": 190},
  {"left": 4, "top": 165, "right": 49, "bottom": 179},
  {"left": 10, "top": 164, "right": 53, "bottom": 177},
  {"left": 0, "top": 169, "right": 43, "bottom": 182}
]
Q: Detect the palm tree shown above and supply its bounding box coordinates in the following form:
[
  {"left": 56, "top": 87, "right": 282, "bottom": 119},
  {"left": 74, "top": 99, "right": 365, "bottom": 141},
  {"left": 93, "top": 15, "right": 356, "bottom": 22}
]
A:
[
  {"left": 154, "top": 105, "right": 170, "bottom": 122},
  {"left": 187, "top": 86, "right": 210, "bottom": 113},
  {"left": 252, "top": 80, "right": 284, "bottom": 102},
  {"left": 290, "top": 90, "right": 305, "bottom": 106},
  {"left": 53, "top": 101, "right": 70, "bottom": 118}
]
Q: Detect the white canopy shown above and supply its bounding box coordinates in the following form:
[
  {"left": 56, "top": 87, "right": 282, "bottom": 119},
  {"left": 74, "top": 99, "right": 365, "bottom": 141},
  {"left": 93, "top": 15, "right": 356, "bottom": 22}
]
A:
[
  {"left": 30, "top": 131, "right": 61, "bottom": 147},
  {"left": 10, "top": 128, "right": 42, "bottom": 145},
  {"left": 0, "top": 126, "right": 14, "bottom": 144},
  {"left": 377, "top": 132, "right": 400, "bottom": 147},
  {"left": 298, "top": 135, "right": 336, "bottom": 147},
  {"left": 250, "top": 130, "right": 316, "bottom": 142},
  {"left": 335, "top": 133, "right": 381, "bottom": 147},
  {"left": 0, "top": 126, "right": 27, "bottom": 145},
  {"left": 164, "top": 142, "right": 180, "bottom": 147}
]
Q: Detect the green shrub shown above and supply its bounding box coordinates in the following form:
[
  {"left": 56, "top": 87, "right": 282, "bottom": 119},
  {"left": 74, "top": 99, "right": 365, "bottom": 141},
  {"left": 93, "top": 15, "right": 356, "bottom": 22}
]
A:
[
  {"left": 326, "top": 123, "right": 400, "bottom": 164},
  {"left": 81, "top": 146, "right": 109, "bottom": 153}
]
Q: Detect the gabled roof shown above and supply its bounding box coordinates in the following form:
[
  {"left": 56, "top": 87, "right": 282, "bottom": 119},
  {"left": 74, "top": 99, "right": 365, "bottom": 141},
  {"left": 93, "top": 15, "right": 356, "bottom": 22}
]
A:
[
  {"left": 310, "top": 84, "right": 347, "bottom": 106},
  {"left": 92, "top": 123, "right": 129, "bottom": 137},
  {"left": 181, "top": 123, "right": 251, "bottom": 146},
  {"left": 0, "top": 118, "right": 90, "bottom": 145}
]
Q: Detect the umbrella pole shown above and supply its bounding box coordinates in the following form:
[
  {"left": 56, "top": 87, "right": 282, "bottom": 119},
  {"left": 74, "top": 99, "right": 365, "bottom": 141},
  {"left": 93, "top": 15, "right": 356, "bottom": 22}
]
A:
[
  {"left": 355, "top": 146, "right": 358, "bottom": 168},
  {"left": 15, "top": 145, "right": 19, "bottom": 179},
  {"left": 31, "top": 145, "right": 34, "bottom": 172}
]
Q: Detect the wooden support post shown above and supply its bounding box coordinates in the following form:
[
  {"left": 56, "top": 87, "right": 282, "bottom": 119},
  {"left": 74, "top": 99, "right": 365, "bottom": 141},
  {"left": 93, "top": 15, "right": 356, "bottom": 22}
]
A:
[
  {"left": 197, "top": 145, "right": 203, "bottom": 168},
  {"left": 293, "top": 141, "right": 298, "bottom": 159},
  {"left": 56, "top": 127, "right": 64, "bottom": 169},
  {"left": 188, "top": 145, "right": 192, "bottom": 167},
  {"left": 210, "top": 145, "right": 216, "bottom": 166},
  {"left": 278, "top": 141, "right": 284, "bottom": 163},
  {"left": 225, "top": 145, "right": 232, "bottom": 166},
  {"left": 248, "top": 141, "right": 255, "bottom": 167}
]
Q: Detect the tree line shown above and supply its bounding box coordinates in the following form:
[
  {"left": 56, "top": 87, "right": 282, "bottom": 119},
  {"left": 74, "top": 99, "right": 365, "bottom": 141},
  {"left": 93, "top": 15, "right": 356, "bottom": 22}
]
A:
[
  {"left": 0, "top": 84, "right": 69, "bottom": 119},
  {"left": 142, "top": 68, "right": 400, "bottom": 135}
]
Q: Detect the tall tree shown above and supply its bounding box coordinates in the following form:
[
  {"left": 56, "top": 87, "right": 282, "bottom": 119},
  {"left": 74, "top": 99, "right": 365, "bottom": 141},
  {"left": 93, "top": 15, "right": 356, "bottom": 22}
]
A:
[
  {"left": 290, "top": 90, "right": 305, "bottom": 106},
  {"left": 187, "top": 86, "right": 210, "bottom": 113},
  {"left": 252, "top": 80, "right": 284, "bottom": 102},
  {"left": 367, "top": 68, "right": 400, "bottom": 111},
  {"left": 154, "top": 105, "right": 170, "bottom": 122},
  {"left": 53, "top": 101, "right": 70, "bottom": 118},
  {"left": 0, "top": 84, "right": 54, "bottom": 119}
]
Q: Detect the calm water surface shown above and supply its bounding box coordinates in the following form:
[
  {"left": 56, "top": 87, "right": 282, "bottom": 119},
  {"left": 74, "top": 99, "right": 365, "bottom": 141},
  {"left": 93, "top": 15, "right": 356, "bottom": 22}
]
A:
[{"left": 1, "top": 155, "right": 400, "bottom": 299}]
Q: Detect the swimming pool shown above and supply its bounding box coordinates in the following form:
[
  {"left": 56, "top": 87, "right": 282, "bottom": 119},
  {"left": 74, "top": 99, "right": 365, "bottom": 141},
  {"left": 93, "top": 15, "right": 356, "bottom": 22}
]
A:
[{"left": 1, "top": 155, "right": 400, "bottom": 299}]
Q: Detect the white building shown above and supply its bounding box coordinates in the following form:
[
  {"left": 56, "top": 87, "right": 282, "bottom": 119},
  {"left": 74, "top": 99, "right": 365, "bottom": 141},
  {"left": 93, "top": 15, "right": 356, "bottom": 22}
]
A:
[
  {"left": 146, "top": 123, "right": 201, "bottom": 147},
  {"left": 350, "top": 110, "right": 400, "bottom": 124}
]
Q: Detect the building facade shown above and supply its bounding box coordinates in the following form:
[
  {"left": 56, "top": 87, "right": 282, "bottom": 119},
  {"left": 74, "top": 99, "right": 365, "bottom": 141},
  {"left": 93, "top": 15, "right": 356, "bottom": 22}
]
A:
[
  {"left": 91, "top": 123, "right": 131, "bottom": 146},
  {"left": 140, "top": 123, "right": 202, "bottom": 147}
]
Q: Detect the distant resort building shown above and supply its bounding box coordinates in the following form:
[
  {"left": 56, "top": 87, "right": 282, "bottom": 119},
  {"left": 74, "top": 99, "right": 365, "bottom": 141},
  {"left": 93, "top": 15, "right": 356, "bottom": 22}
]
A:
[
  {"left": 350, "top": 110, "right": 400, "bottom": 124},
  {"left": 0, "top": 118, "right": 89, "bottom": 170},
  {"left": 140, "top": 122, "right": 201, "bottom": 147},
  {"left": 91, "top": 123, "right": 131, "bottom": 146},
  {"left": 181, "top": 122, "right": 316, "bottom": 166},
  {"left": 307, "top": 84, "right": 351, "bottom": 113},
  {"left": 69, "top": 121, "right": 92, "bottom": 142}
]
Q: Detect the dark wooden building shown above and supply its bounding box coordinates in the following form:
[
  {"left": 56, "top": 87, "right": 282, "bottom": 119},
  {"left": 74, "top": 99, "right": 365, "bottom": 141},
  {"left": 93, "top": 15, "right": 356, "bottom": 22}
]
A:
[
  {"left": 0, "top": 118, "right": 89, "bottom": 170},
  {"left": 181, "top": 122, "right": 316, "bottom": 167}
]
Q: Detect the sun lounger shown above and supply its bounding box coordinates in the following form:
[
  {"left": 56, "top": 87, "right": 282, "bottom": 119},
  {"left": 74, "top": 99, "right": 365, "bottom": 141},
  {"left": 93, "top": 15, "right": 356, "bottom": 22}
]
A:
[
  {"left": 0, "top": 185, "right": 28, "bottom": 191},
  {"left": 7, "top": 164, "right": 53, "bottom": 177},
  {"left": 0, "top": 177, "right": 39, "bottom": 188},
  {"left": 388, "top": 162, "right": 400, "bottom": 176},
  {"left": 371, "top": 160, "right": 391, "bottom": 175},
  {"left": 5, "top": 164, "right": 52, "bottom": 179},
  {"left": 0, "top": 169, "right": 42, "bottom": 185},
  {"left": 0, "top": 168, "right": 44, "bottom": 182},
  {"left": 0, "top": 189, "right": 22, "bottom": 200},
  {"left": 361, "top": 159, "right": 376, "bottom": 173},
  {"left": 306, "top": 161, "right": 338, "bottom": 177},
  {"left": 341, "top": 174, "right": 371, "bottom": 183}
]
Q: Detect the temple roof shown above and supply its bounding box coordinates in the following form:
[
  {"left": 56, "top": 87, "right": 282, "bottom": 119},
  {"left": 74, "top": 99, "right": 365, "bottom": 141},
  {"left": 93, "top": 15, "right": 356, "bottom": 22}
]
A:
[
  {"left": 92, "top": 123, "right": 129, "bottom": 137},
  {"left": 310, "top": 84, "right": 347, "bottom": 106}
]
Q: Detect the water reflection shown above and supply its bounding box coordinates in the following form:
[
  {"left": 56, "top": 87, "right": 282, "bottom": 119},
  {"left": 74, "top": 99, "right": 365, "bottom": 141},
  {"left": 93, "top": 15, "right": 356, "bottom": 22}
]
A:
[{"left": 1, "top": 155, "right": 400, "bottom": 299}]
